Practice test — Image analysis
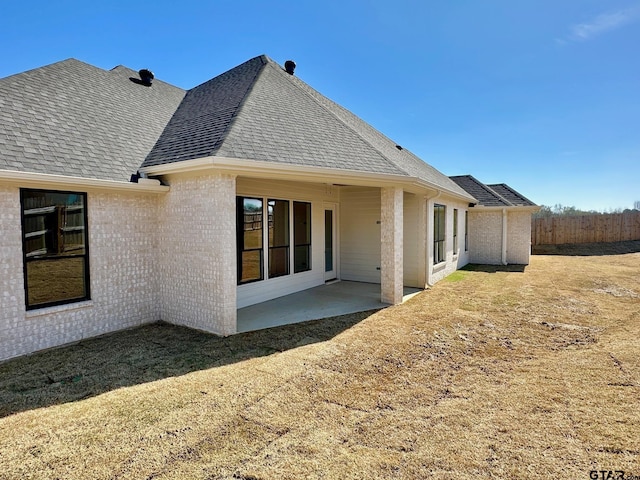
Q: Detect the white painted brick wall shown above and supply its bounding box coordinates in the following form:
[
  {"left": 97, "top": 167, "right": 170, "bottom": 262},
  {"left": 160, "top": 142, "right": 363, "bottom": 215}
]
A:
[
  {"left": 158, "top": 173, "right": 237, "bottom": 336},
  {"left": 381, "top": 187, "right": 403, "bottom": 304},
  {"left": 0, "top": 187, "right": 27, "bottom": 360},
  {"left": 0, "top": 185, "right": 161, "bottom": 361},
  {"left": 429, "top": 199, "right": 471, "bottom": 284},
  {"left": 468, "top": 211, "right": 503, "bottom": 265},
  {"left": 507, "top": 211, "right": 532, "bottom": 264}
]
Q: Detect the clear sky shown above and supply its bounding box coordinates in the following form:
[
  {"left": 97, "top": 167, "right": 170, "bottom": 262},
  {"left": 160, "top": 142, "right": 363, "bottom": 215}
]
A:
[{"left": 2, "top": 0, "right": 638, "bottom": 211}]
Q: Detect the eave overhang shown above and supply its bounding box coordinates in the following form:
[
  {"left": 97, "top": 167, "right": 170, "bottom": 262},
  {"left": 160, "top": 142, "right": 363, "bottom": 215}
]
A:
[
  {"left": 140, "top": 156, "right": 477, "bottom": 203},
  {"left": 0, "top": 169, "right": 169, "bottom": 193}
]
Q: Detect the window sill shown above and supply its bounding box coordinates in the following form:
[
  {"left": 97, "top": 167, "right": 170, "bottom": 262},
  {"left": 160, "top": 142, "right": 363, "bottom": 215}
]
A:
[
  {"left": 26, "top": 300, "right": 93, "bottom": 318},
  {"left": 433, "top": 261, "right": 447, "bottom": 273}
]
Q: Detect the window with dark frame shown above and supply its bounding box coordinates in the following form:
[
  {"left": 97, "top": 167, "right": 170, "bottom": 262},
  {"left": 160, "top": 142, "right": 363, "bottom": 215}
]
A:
[
  {"left": 20, "top": 188, "right": 90, "bottom": 309},
  {"left": 433, "top": 204, "right": 446, "bottom": 264},
  {"left": 464, "top": 211, "right": 469, "bottom": 252},
  {"left": 268, "top": 199, "right": 289, "bottom": 278},
  {"left": 237, "top": 197, "right": 311, "bottom": 285},
  {"left": 237, "top": 197, "right": 264, "bottom": 284},
  {"left": 293, "top": 201, "right": 311, "bottom": 273},
  {"left": 453, "top": 208, "right": 458, "bottom": 253}
]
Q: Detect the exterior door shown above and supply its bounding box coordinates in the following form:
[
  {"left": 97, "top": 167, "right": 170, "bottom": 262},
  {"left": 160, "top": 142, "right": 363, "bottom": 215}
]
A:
[{"left": 324, "top": 206, "right": 337, "bottom": 281}]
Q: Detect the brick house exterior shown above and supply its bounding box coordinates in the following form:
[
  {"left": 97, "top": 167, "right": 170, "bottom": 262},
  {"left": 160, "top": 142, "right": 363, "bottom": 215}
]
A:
[{"left": 0, "top": 56, "right": 537, "bottom": 361}]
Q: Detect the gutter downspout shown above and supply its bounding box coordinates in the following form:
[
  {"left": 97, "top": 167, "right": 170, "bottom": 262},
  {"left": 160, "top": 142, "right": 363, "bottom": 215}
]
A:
[
  {"left": 501, "top": 208, "right": 508, "bottom": 265},
  {"left": 425, "top": 189, "right": 442, "bottom": 287}
]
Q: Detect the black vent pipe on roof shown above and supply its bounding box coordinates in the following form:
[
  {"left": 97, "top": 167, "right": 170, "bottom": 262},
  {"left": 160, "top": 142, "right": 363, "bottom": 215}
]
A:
[
  {"left": 138, "top": 69, "right": 154, "bottom": 86},
  {"left": 284, "top": 60, "right": 296, "bottom": 75}
]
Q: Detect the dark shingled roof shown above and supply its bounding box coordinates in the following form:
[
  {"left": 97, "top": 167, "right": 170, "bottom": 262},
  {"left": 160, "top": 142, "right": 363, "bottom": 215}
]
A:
[
  {"left": 0, "top": 55, "right": 477, "bottom": 199},
  {"left": 144, "top": 55, "right": 472, "bottom": 198},
  {"left": 450, "top": 175, "right": 536, "bottom": 207},
  {"left": 486, "top": 183, "right": 536, "bottom": 206},
  {"left": 0, "top": 59, "right": 185, "bottom": 182}
]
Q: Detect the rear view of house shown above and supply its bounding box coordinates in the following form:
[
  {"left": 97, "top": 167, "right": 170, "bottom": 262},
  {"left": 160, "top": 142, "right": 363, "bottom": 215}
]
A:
[{"left": 0, "top": 55, "right": 537, "bottom": 361}]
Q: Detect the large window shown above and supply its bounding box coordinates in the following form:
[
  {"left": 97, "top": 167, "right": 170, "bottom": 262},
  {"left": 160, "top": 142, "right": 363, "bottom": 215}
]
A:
[
  {"left": 237, "top": 197, "right": 311, "bottom": 284},
  {"left": 453, "top": 208, "right": 458, "bottom": 253},
  {"left": 237, "top": 197, "right": 264, "bottom": 284},
  {"left": 268, "top": 199, "right": 289, "bottom": 278},
  {"left": 20, "top": 189, "right": 90, "bottom": 309},
  {"left": 294, "top": 201, "right": 311, "bottom": 273},
  {"left": 434, "top": 204, "right": 446, "bottom": 264}
]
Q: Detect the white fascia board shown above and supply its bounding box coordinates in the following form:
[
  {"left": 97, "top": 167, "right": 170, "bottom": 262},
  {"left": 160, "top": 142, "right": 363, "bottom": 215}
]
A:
[
  {"left": 469, "top": 205, "right": 541, "bottom": 213},
  {"left": 0, "top": 169, "right": 169, "bottom": 193},
  {"left": 140, "top": 156, "right": 474, "bottom": 201},
  {"left": 140, "top": 156, "right": 410, "bottom": 185}
]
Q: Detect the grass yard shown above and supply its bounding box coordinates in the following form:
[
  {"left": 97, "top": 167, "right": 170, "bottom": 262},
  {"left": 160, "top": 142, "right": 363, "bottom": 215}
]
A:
[{"left": 0, "top": 251, "right": 639, "bottom": 479}]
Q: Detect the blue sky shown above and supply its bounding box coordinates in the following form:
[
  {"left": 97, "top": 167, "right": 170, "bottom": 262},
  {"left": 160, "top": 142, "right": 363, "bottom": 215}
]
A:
[{"left": 2, "top": 0, "right": 638, "bottom": 210}]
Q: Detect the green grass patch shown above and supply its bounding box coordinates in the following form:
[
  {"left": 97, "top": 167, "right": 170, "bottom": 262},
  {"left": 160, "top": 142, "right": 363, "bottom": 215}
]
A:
[{"left": 445, "top": 271, "right": 468, "bottom": 282}]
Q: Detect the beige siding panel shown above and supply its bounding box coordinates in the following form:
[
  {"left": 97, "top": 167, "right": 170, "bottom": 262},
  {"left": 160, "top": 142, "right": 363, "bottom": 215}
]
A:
[
  {"left": 238, "top": 269, "right": 324, "bottom": 309},
  {"left": 237, "top": 178, "right": 339, "bottom": 203},
  {"left": 340, "top": 187, "right": 381, "bottom": 283}
]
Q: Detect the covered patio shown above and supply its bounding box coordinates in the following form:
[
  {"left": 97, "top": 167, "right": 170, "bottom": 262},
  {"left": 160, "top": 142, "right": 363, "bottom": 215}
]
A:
[{"left": 237, "top": 281, "right": 422, "bottom": 333}]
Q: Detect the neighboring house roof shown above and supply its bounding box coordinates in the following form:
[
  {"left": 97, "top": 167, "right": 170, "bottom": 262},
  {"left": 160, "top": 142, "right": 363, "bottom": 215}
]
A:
[
  {"left": 0, "top": 59, "right": 185, "bottom": 182},
  {"left": 450, "top": 175, "right": 537, "bottom": 207},
  {"left": 144, "top": 55, "right": 472, "bottom": 199}
]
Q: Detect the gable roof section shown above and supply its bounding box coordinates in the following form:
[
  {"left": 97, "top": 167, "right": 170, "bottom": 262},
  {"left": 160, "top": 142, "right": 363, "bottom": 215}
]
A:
[
  {"left": 143, "top": 56, "right": 264, "bottom": 166},
  {"left": 450, "top": 175, "right": 536, "bottom": 207},
  {"left": 144, "top": 55, "right": 472, "bottom": 199},
  {"left": 486, "top": 183, "right": 536, "bottom": 206},
  {"left": 0, "top": 59, "right": 185, "bottom": 182}
]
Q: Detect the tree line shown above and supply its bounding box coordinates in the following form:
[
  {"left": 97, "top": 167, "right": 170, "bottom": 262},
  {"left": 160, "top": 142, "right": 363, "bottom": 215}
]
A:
[{"left": 533, "top": 202, "right": 640, "bottom": 218}]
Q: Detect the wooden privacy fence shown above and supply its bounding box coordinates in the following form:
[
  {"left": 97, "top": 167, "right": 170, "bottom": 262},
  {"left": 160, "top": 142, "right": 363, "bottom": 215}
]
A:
[{"left": 532, "top": 211, "right": 640, "bottom": 246}]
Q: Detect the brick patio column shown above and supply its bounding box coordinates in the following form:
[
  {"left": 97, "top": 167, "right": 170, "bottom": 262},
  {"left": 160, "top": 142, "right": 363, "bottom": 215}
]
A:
[
  {"left": 381, "top": 187, "right": 403, "bottom": 304},
  {"left": 158, "top": 172, "right": 237, "bottom": 336}
]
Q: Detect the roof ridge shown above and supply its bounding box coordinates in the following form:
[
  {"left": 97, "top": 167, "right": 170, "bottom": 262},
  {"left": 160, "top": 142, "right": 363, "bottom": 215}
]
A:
[
  {"left": 451, "top": 175, "right": 513, "bottom": 206},
  {"left": 1, "top": 58, "right": 85, "bottom": 82},
  {"left": 487, "top": 182, "right": 535, "bottom": 206},
  {"left": 210, "top": 56, "right": 268, "bottom": 156},
  {"left": 143, "top": 55, "right": 269, "bottom": 166},
  {"left": 484, "top": 184, "right": 514, "bottom": 206},
  {"left": 266, "top": 61, "right": 404, "bottom": 175}
]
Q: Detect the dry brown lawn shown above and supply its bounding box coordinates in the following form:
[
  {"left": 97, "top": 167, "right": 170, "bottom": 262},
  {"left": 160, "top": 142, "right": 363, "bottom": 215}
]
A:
[{"left": 1, "top": 250, "right": 639, "bottom": 479}]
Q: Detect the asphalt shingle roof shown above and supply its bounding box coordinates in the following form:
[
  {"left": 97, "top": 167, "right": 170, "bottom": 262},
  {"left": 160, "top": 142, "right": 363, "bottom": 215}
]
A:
[
  {"left": 486, "top": 183, "right": 536, "bottom": 206},
  {"left": 450, "top": 175, "right": 537, "bottom": 207},
  {"left": 1, "top": 55, "right": 485, "bottom": 200},
  {"left": 0, "top": 59, "right": 185, "bottom": 182},
  {"left": 144, "top": 55, "right": 472, "bottom": 198}
]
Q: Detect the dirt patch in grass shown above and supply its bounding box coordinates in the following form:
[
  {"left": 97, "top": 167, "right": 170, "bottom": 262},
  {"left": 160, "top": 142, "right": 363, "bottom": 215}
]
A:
[{"left": 1, "top": 253, "right": 639, "bottom": 479}]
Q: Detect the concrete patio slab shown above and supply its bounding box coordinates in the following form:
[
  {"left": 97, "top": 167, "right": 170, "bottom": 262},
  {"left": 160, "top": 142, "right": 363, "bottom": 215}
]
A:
[{"left": 237, "top": 281, "right": 422, "bottom": 333}]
